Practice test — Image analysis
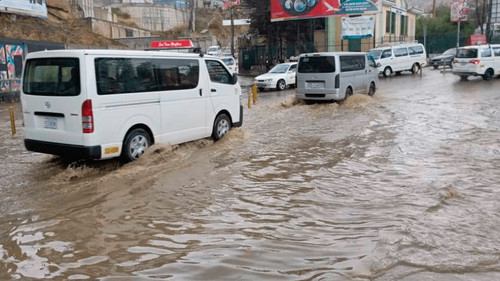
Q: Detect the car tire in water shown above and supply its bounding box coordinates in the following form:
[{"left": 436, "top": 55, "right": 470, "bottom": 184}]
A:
[
  {"left": 368, "top": 82, "right": 376, "bottom": 96},
  {"left": 212, "top": 113, "right": 231, "bottom": 141},
  {"left": 121, "top": 128, "right": 151, "bottom": 162},
  {"left": 277, "top": 79, "right": 286, "bottom": 91},
  {"left": 383, "top": 67, "right": 392, "bottom": 77},
  {"left": 343, "top": 87, "right": 353, "bottom": 101},
  {"left": 460, "top": 75, "right": 468, "bottom": 81},
  {"left": 411, "top": 63, "right": 420, "bottom": 74},
  {"left": 433, "top": 65, "right": 439, "bottom": 69},
  {"left": 482, "top": 68, "right": 494, "bottom": 81}
]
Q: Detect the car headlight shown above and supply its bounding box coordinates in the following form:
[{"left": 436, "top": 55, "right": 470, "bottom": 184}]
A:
[{"left": 264, "top": 78, "right": 273, "bottom": 82}]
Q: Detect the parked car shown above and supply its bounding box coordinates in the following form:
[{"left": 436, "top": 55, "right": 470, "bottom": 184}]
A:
[
  {"left": 206, "top": 45, "right": 222, "bottom": 56},
  {"left": 430, "top": 48, "right": 457, "bottom": 69},
  {"left": 368, "top": 42, "right": 427, "bottom": 77},
  {"left": 452, "top": 44, "right": 500, "bottom": 80},
  {"left": 254, "top": 62, "right": 297, "bottom": 91},
  {"left": 221, "top": 56, "right": 238, "bottom": 74}
]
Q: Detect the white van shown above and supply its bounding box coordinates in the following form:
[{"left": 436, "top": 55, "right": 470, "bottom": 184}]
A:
[
  {"left": 368, "top": 42, "right": 427, "bottom": 77},
  {"left": 295, "top": 52, "right": 378, "bottom": 102},
  {"left": 452, "top": 44, "right": 500, "bottom": 80},
  {"left": 21, "top": 49, "right": 243, "bottom": 162}
]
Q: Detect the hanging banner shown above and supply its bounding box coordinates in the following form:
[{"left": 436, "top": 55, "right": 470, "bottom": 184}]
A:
[
  {"left": 0, "top": 0, "right": 48, "bottom": 19},
  {"left": 341, "top": 15, "right": 375, "bottom": 39},
  {"left": 271, "top": 0, "right": 381, "bottom": 22},
  {"left": 450, "top": 0, "right": 470, "bottom": 22},
  {"left": 223, "top": 0, "right": 240, "bottom": 7}
]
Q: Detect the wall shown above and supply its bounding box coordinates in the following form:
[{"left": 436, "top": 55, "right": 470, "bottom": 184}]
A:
[
  {"left": 89, "top": 18, "right": 152, "bottom": 39},
  {"left": 117, "top": 4, "right": 188, "bottom": 32}
]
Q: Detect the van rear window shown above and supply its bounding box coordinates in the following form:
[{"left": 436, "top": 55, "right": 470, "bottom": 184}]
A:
[
  {"left": 456, "top": 49, "right": 478, "bottom": 58},
  {"left": 298, "top": 56, "right": 335, "bottom": 73},
  {"left": 23, "top": 58, "right": 80, "bottom": 96}
]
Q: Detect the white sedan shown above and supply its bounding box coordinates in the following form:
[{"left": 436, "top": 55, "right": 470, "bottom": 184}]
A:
[{"left": 254, "top": 62, "right": 297, "bottom": 91}]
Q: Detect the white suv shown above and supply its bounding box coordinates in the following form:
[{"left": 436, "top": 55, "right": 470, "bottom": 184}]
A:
[
  {"left": 369, "top": 43, "right": 427, "bottom": 77},
  {"left": 452, "top": 44, "right": 500, "bottom": 80}
]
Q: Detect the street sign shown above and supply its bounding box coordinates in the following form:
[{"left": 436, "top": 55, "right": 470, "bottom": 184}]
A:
[{"left": 150, "top": 40, "right": 194, "bottom": 49}]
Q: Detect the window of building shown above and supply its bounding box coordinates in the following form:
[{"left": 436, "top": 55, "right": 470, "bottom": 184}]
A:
[
  {"left": 386, "top": 11, "right": 396, "bottom": 34},
  {"left": 400, "top": 15, "right": 408, "bottom": 36}
]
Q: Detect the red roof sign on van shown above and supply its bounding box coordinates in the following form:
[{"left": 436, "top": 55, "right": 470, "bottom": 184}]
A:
[{"left": 150, "top": 40, "right": 194, "bottom": 49}]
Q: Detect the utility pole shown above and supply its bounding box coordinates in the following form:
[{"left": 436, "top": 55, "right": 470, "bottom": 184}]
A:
[
  {"left": 230, "top": 4, "right": 235, "bottom": 57},
  {"left": 189, "top": 0, "right": 195, "bottom": 33},
  {"left": 432, "top": 0, "right": 437, "bottom": 18},
  {"left": 486, "top": 0, "right": 493, "bottom": 42}
]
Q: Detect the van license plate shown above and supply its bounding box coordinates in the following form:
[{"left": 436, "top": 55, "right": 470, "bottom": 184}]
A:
[
  {"left": 310, "top": 82, "right": 322, "bottom": 89},
  {"left": 44, "top": 117, "right": 57, "bottom": 129}
]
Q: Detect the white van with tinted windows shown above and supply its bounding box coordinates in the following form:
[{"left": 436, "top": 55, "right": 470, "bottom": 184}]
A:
[
  {"left": 452, "top": 44, "right": 500, "bottom": 80},
  {"left": 21, "top": 49, "right": 243, "bottom": 162},
  {"left": 368, "top": 42, "right": 427, "bottom": 77},
  {"left": 295, "top": 52, "right": 378, "bottom": 102}
]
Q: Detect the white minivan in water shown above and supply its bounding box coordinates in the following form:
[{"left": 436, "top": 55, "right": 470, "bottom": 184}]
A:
[
  {"left": 368, "top": 42, "right": 427, "bottom": 77},
  {"left": 21, "top": 49, "right": 243, "bottom": 162},
  {"left": 295, "top": 52, "right": 378, "bottom": 102},
  {"left": 452, "top": 44, "right": 500, "bottom": 80}
]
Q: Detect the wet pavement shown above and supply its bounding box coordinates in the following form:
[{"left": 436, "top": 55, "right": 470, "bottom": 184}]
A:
[{"left": 0, "top": 68, "right": 499, "bottom": 280}]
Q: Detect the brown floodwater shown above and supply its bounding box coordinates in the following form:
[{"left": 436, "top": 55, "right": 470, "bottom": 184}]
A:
[{"left": 0, "top": 69, "right": 499, "bottom": 280}]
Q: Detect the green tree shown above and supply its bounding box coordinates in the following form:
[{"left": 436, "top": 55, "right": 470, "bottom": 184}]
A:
[{"left": 416, "top": 6, "right": 475, "bottom": 38}]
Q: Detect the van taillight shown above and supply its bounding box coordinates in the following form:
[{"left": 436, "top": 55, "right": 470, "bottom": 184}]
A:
[
  {"left": 82, "top": 99, "right": 94, "bottom": 133},
  {"left": 469, "top": 59, "right": 480, "bottom": 65},
  {"left": 335, "top": 74, "right": 340, "bottom": 88}
]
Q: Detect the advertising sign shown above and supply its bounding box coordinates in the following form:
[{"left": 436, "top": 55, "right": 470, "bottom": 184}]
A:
[
  {"left": 223, "top": 0, "right": 240, "bottom": 7},
  {"left": 341, "top": 15, "right": 375, "bottom": 39},
  {"left": 271, "top": 0, "right": 381, "bottom": 22},
  {"left": 450, "top": 0, "right": 470, "bottom": 22},
  {"left": 150, "top": 40, "right": 194, "bottom": 49},
  {"left": 0, "top": 0, "right": 48, "bottom": 19}
]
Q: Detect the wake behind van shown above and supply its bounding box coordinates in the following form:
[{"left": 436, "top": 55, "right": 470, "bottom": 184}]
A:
[
  {"left": 295, "top": 52, "right": 378, "bottom": 102},
  {"left": 368, "top": 42, "right": 427, "bottom": 77},
  {"left": 21, "top": 49, "right": 243, "bottom": 162}
]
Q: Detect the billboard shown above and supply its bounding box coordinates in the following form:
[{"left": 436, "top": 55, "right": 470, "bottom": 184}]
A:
[
  {"left": 450, "top": 0, "right": 470, "bottom": 22},
  {"left": 271, "top": 0, "right": 381, "bottom": 22},
  {"left": 341, "top": 15, "right": 375, "bottom": 39},
  {"left": 0, "top": 0, "right": 48, "bottom": 19}
]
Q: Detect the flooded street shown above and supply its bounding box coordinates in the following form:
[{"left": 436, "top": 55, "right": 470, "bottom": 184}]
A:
[{"left": 1, "top": 69, "right": 499, "bottom": 280}]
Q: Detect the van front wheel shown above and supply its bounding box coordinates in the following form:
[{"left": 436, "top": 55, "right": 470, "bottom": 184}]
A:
[
  {"left": 121, "top": 128, "right": 151, "bottom": 162},
  {"left": 212, "top": 113, "right": 231, "bottom": 141},
  {"left": 383, "top": 67, "right": 392, "bottom": 77}
]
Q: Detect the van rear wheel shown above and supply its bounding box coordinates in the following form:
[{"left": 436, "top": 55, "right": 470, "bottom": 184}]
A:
[
  {"left": 368, "top": 82, "right": 376, "bottom": 96},
  {"left": 483, "top": 68, "right": 494, "bottom": 81},
  {"left": 411, "top": 63, "right": 420, "bottom": 74},
  {"left": 121, "top": 128, "right": 151, "bottom": 162},
  {"left": 212, "top": 113, "right": 231, "bottom": 141}
]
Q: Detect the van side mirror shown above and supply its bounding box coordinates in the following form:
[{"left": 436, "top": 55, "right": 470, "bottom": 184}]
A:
[{"left": 231, "top": 73, "right": 238, "bottom": 85}]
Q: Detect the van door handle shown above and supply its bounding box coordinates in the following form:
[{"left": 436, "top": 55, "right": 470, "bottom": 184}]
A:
[
  {"left": 199, "top": 89, "right": 202, "bottom": 96},
  {"left": 211, "top": 89, "right": 217, "bottom": 92}
]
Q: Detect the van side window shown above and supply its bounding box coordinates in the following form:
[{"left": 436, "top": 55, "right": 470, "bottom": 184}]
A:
[
  {"left": 381, "top": 49, "right": 392, "bottom": 58},
  {"left": 494, "top": 47, "right": 500, "bottom": 56},
  {"left": 205, "top": 60, "right": 232, "bottom": 84},
  {"left": 409, "top": 45, "right": 424, "bottom": 55},
  {"left": 96, "top": 58, "right": 199, "bottom": 95},
  {"left": 154, "top": 59, "right": 199, "bottom": 90},
  {"left": 340, "top": 55, "right": 366, "bottom": 72},
  {"left": 394, "top": 48, "right": 408, "bottom": 57},
  {"left": 481, "top": 48, "right": 492, "bottom": 57}
]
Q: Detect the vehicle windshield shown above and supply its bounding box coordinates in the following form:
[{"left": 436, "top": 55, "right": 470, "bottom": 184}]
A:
[
  {"left": 456, "top": 48, "right": 478, "bottom": 58},
  {"left": 22, "top": 58, "right": 80, "bottom": 96},
  {"left": 368, "top": 49, "right": 383, "bottom": 59},
  {"left": 298, "top": 56, "right": 335, "bottom": 73},
  {"left": 442, "top": 48, "right": 456, "bottom": 56},
  {"left": 269, "top": 64, "right": 290, "bottom": 73},
  {"left": 221, "top": 58, "right": 234, "bottom": 66}
]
